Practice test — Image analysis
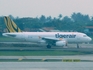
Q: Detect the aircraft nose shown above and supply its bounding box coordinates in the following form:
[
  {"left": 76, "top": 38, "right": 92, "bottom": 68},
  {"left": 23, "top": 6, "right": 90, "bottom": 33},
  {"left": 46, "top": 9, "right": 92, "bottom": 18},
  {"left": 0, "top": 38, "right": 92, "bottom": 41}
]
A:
[{"left": 88, "top": 37, "right": 92, "bottom": 42}]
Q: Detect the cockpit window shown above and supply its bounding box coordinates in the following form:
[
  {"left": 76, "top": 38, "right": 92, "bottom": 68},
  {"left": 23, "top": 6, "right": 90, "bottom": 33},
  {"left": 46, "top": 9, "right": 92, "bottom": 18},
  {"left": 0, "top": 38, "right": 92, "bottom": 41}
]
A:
[{"left": 83, "top": 35, "right": 87, "bottom": 37}]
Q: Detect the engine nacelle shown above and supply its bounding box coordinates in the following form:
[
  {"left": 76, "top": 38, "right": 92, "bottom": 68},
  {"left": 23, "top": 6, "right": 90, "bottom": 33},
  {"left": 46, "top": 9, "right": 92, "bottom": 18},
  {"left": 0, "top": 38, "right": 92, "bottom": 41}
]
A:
[
  {"left": 38, "top": 40, "right": 47, "bottom": 46},
  {"left": 56, "top": 41, "right": 67, "bottom": 47}
]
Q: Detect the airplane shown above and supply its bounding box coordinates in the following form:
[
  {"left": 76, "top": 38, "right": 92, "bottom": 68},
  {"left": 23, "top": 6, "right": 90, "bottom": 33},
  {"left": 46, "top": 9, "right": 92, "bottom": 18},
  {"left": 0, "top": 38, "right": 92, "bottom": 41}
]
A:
[{"left": 2, "top": 16, "right": 92, "bottom": 48}]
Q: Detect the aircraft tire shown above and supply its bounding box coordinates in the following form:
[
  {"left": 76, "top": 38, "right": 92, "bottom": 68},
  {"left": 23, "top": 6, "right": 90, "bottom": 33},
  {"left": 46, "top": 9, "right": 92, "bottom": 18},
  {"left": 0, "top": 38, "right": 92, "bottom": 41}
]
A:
[
  {"left": 47, "top": 45, "right": 51, "bottom": 49},
  {"left": 77, "top": 44, "right": 79, "bottom": 48}
]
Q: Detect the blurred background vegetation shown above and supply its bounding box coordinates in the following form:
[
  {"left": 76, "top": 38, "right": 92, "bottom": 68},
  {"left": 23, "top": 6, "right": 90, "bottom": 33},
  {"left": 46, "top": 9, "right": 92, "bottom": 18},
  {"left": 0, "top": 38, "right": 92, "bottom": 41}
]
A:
[{"left": 0, "top": 12, "right": 93, "bottom": 37}]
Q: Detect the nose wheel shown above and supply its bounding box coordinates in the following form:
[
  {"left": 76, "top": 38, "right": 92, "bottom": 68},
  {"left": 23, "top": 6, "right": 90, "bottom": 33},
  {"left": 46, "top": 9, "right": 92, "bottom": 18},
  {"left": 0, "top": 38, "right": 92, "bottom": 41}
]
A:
[{"left": 77, "top": 44, "right": 79, "bottom": 48}]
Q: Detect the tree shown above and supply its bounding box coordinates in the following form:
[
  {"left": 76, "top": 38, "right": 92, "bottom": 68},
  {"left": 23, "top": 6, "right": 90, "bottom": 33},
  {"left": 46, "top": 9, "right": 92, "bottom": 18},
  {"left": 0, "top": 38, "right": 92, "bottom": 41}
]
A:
[
  {"left": 71, "top": 12, "right": 91, "bottom": 32},
  {"left": 9, "top": 15, "right": 14, "bottom": 19},
  {"left": 39, "top": 15, "right": 46, "bottom": 23},
  {"left": 58, "top": 14, "right": 62, "bottom": 20},
  {"left": 61, "top": 16, "right": 73, "bottom": 30}
]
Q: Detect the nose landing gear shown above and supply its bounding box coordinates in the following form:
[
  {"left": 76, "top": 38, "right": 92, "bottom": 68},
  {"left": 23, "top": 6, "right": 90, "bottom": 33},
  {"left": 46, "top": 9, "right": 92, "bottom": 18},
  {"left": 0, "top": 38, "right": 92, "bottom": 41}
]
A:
[{"left": 77, "top": 44, "right": 79, "bottom": 48}]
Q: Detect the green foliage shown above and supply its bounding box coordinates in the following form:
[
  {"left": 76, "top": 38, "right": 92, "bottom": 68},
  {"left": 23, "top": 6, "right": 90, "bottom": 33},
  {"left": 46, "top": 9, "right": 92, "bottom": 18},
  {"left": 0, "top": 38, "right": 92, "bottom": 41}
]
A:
[
  {"left": 0, "top": 12, "right": 93, "bottom": 32},
  {"left": 0, "top": 36, "right": 20, "bottom": 42},
  {"left": 0, "top": 50, "right": 85, "bottom": 56}
]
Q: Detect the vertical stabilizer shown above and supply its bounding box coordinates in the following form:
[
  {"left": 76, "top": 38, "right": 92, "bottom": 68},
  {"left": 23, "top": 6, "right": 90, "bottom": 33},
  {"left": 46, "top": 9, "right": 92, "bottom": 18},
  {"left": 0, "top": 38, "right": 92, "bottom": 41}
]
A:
[{"left": 4, "top": 16, "right": 22, "bottom": 32}]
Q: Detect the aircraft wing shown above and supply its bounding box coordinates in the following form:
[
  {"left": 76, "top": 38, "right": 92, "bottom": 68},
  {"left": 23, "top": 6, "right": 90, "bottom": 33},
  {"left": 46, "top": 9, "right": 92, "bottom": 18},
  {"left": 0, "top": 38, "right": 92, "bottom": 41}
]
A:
[
  {"left": 42, "top": 37, "right": 65, "bottom": 45},
  {"left": 42, "top": 37, "right": 63, "bottom": 41}
]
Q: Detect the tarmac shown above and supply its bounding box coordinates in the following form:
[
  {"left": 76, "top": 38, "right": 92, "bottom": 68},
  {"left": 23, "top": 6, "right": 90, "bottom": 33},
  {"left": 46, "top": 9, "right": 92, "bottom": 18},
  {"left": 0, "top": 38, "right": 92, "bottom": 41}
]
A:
[
  {"left": 0, "top": 55, "right": 93, "bottom": 62},
  {"left": 0, "top": 55, "right": 93, "bottom": 70},
  {"left": 0, "top": 62, "right": 93, "bottom": 70},
  {"left": 0, "top": 42, "right": 93, "bottom": 52},
  {"left": 0, "top": 42, "right": 93, "bottom": 70}
]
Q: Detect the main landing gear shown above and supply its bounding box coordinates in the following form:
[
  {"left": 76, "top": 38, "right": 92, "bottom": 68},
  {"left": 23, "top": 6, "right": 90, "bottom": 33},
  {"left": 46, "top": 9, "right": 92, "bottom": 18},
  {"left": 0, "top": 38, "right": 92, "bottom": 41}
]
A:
[{"left": 46, "top": 44, "right": 51, "bottom": 49}]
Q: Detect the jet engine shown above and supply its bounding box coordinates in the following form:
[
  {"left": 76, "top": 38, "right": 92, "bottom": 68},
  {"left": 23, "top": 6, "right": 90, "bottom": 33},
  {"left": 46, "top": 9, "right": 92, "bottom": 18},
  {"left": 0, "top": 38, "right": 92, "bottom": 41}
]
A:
[
  {"left": 56, "top": 41, "right": 67, "bottom": 47},
  {"left": 38, "top": 40, "right": 47, "bottom": 46}
]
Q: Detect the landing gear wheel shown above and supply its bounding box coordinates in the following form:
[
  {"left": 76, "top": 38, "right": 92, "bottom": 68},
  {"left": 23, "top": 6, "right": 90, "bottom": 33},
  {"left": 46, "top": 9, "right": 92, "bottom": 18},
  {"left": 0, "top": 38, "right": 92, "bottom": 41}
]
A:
[
  {"left": 66, "top": 43, "right": 68, "bottom": 46},
  {"left": 47, "top": 45, "right": 51, "bottom": 49},
  {"left": 77, "top": 44, "right": 79, "bottom": 48}
]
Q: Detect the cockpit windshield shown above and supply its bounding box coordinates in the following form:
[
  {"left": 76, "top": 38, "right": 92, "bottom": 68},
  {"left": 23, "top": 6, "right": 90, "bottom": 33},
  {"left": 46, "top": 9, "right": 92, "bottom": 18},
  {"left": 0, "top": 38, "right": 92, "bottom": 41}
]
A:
[{"left": 83, "top": 35, "right": 87, "bottom": 37}]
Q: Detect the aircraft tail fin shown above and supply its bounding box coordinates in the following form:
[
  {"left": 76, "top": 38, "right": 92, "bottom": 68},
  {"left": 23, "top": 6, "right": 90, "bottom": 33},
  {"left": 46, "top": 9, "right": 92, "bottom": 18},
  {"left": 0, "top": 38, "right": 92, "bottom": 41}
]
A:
[{"left": 4, "top": 16, "right": 22, "bottom": 33}]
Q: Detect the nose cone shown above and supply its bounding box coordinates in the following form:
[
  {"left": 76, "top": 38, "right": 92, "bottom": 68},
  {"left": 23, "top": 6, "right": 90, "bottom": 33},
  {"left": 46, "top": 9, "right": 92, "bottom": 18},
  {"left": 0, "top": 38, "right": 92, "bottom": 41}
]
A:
[{"left": 88, "top": 37, "right": 92, "bottom": 42}]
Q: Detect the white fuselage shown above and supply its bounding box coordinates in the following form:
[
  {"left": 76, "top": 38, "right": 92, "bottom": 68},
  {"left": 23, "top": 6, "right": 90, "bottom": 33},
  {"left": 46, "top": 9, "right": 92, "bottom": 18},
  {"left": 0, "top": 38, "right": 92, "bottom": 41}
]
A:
[{"left": 3, "top": 32, "right": 92, "bottom": 43}]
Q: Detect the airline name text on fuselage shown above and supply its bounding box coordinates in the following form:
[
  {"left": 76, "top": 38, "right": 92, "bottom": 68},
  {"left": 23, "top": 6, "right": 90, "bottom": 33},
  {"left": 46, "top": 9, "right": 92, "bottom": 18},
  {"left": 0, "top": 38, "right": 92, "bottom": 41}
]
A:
[{"left": 55, "top": 33, "right": 76, "bottom": 38}]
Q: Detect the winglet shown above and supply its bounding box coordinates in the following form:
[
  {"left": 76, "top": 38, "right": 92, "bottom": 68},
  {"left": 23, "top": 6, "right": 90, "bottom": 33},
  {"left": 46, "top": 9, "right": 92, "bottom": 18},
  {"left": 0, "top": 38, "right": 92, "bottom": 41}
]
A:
[{"left": 4, "top": 16, "right": 22, "bottom": 33}]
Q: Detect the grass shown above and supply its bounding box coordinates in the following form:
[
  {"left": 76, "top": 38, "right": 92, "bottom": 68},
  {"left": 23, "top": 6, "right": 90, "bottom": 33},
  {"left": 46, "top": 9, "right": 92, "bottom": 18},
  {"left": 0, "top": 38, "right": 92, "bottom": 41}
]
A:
[
  {"left": 0, "top": 36, "right": 21, "bottom": 42},
  {"left": 0, "top": 50, "right": 86, "bottom": 56}
]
